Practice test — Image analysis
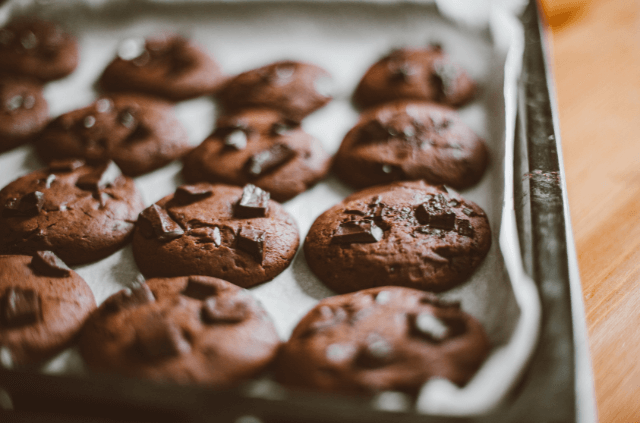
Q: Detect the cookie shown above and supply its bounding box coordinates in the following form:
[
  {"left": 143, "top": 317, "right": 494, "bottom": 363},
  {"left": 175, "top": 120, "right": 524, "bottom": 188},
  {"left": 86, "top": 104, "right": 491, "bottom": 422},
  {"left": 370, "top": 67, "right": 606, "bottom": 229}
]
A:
[
  {"left": 0, "top": 160, "right": 144, "bottom": 265},
  {"left": 277, "top": 287, "right": 490, "bottom": 394},
  {"left": 99, "top": 34, "right": 225, "bottom": 101},
  {"left": 353, "top": 46, "right": 476, "bottom": 110},
  {"left": 182, "top": 109, "right": 331, "bottom": 202},
  {"left": 0, "top": 252, "right": 96, "bottom": 367},
  {"left": 79, "top": 276, "right": 280, "bottom": 385},
  {"left": 132, "top": 183, "right": 299, "bottom": 288},
  {"left": 217, "top": 61, "right": 333, "bottom": 122},
  {"left": 0, "top": 74, "right": 49, "bottom": 153},
  {"left": 35, "top": 94, "right": 191, "bottom": 176},
  {"left": 333, "top": 101, "right": 488, "bottom": 190},
  {"left": 304, "top": 181, "right": 491, "bottom": 293},
  {"left": 0, "top": 18, "right": 79, "bottom": 82}
]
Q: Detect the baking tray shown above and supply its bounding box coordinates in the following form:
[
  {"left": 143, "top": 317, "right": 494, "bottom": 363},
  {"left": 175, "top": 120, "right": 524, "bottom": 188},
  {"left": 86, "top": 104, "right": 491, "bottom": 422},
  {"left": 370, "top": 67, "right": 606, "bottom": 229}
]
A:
[{"left": 0, "top": 1, "right": 596, "bottom": 422}]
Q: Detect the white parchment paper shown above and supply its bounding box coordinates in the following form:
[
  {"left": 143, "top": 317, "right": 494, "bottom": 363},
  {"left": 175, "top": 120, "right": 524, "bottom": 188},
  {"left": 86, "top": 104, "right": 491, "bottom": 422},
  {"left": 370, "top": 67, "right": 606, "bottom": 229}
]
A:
[{"left": 0, "top": 0, "right": 539, "bottom": 417}]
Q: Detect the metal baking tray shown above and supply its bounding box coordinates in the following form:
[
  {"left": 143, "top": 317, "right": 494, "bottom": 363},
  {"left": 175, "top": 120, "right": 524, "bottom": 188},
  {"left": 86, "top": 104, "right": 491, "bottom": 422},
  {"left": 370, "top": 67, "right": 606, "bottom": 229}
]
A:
[{"left": 0, "top": 1, "right": 596, "bottom": 422}]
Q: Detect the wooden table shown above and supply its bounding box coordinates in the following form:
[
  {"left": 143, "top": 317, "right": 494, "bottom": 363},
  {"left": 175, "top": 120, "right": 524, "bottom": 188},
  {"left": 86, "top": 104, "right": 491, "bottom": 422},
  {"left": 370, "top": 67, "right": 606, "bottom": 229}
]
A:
[{"left": 540, "top": 0, "right": 640, "bottom": 421}]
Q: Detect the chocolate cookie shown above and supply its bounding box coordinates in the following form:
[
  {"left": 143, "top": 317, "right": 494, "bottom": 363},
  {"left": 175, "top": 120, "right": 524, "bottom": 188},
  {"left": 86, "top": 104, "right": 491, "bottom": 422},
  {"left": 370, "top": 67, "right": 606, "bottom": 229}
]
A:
[
  {"left": 35, "top": 94, "right": 191, "bottom": 176},
  {"left": 0, "top": 18, "right": 79, "bottom": 82},
  {"left": 0, "top": 252, "right": 96, "bottom": 367},
  {"left": 0, "top": 74, "right": 49, "bottom": 153},
  {"left": 333, "top": 101, "right": 488, "bottom": 190},
  {"left": 304, "top": 181, "right": 491, "bottom": 293},
  {"left": 132, "top": 183, "right": 299, "bottom": 288},
  {"left": 80, "top": 276, "right": 280, "bottom": 385},
  {"left": 99, "top": 34, "right": 225, "bottom": 101},
  {"left": 217, "top": 61, "right": 333, "bottom": 122},
  {"left": 277, "top": 287, "right": 490, "bottom": 394},
  {"left": 0, "top": 161, "right": 144, "bottom": 265},
  {"left": 182, "top": 109, "right": 331, "bottom": 202},
  {"left": 353, "top": 46, "right": 476, "bottom": 110}
]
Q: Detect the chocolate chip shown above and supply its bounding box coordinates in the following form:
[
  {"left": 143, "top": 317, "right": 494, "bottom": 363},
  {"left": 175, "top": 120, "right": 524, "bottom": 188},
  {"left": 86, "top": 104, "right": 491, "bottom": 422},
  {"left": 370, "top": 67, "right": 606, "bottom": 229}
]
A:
[
  {"left": 137, "top": 204, "right": 184, "bottom": 241},
  {"left": 223, "top": 129, "right": 248, "bottom": 150},
  {"left": 173, "top": 185, "right": 213, "bottom": 205},
  {"left": 456, "top": 219, "right": 475, "bottom": 237},
  {"left": 95, "top": 98, "right": 112, "bottom": 113},
  {"left": 237, "top": 228, "right": 266, "bottom": 264},
  {"left": 235, "top": 184, "right": 270, "bottom": 219},
  {"left": 6, "top": 95, "right": 22, "bottom": 111},
  {"left": 331, "top": 220, "right": 383, "bottom": 244},
  {"left": 415, "top": 205, "right": 456, "bottom": 230},
  {"left": 447, "top": 199, "right": 460, "bottom": 208},
  {"left": 325, "top": 343, "right": 356, "bottom": 363},
  {"left": 103, "top": 283, "right": 155, "bottom": 314},
  {"left": 49, "top": 159, "right": 85, "bottom": 173},
  {"left": 136, "top": 312, "right": 191, "bottom": 360},
  {"left": 117, "top": 109, "right": 136, "bottom": 129},
  {"left": 191, "top": 227, "right": 221, "bottom": 246},
  {"left": 356, "top": 333, "right": 394, "bottom": 368},
  {"left": 462, "top": 207, "right": 475, "bottom": 217},
  {"left": 76, "top": 161, "right": 122, "bottom": 192},
  {"left": 83, "top": 115, "right": 96, "bottom": 128},
  {"left": 31, "top": 251, "right": 71, "bottom": 277},
  {"left": 201, "top": 297, "right": 249, "bottom": 324},
  {"left": 244, "top": 143, "right": 296, "bottom": 177},
  {"left": 181, "top": 276, "right": 218, "bottom": 300},
  {"left": 2, "top": 191, "right": 44, "bottom": 217},
  {"left": 410, "top": 312, "right": 449, "bottom": 342},
  {"left": 1, "top": 287, "right": 41, "bottom": 328}
]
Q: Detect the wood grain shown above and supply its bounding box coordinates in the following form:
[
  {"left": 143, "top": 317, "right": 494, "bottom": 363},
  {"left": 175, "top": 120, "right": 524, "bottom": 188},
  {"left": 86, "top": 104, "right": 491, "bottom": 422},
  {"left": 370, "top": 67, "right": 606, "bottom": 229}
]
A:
[{"left": 540, "top": 0, "right": 640, "bottom": 421}]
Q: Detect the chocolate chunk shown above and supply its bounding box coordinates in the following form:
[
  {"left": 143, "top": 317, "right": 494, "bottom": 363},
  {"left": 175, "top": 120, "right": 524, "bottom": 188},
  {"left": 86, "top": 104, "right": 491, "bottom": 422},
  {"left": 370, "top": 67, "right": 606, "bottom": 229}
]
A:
[
  {"left": 462, "top": 207, "right": 475, "bottom": 217},
  {"left": 409, "top": 312, "right": 449, "bottom": 342},
  {"left": 136, "top": 312, "right": 190, "bottom": 360},
  {"left": 244, "top": 143, "right": 296, "bottom": 177},
  {"left": 117, "top": 108, "right": 136, "bottom": 129},
  {"left": 237, "top": 228, "right": 266, "bottom": 264},
  {"left": 331, "top": 220, "right": 383, "bottom": 244},
  {"left": 76, "top": 161, "right": 122, "bottom": 192},
  {"left": 201, "top": 297, "right": 249, "bottom": 324},
  {"left": 103, "top": 283, "right": 155, "bottom": 314},
  {"left": 456, "top": 219, "right": 475, "bottom": 237},
  {"left": 2, "top": 191, "right": 44, "bottom": 217},
  {"left": 1, "top": 287, "right": 41, "bottom": 328},
  {"left": 174, "top": 185, "right": 213, "bottom": 205},
  {"left": 31, "top": 251, "right": 71, "bottom": 277},
  {"left": 137, "top": 204, "right": 184, "bottom": 241},
  {"left": 190, "top": 227, "right": 221, "bottom": 246},
  {"left": 415, "top": 199, "right": 456, "bottom": 230},
  {"left": 223, "top": 129, "right": 248, "bottom": 150},
  {"left": 356, "top": 333, "right": 394, "bottom": 368},
  {"left": 235, "top": 184, "right": 270, "bottom": 219},
  {"left": 182, "top": 276, "right": 218, "bottom": 300},
  {"left": 49, "top": 159, "right": 85, "bottom": 173}
]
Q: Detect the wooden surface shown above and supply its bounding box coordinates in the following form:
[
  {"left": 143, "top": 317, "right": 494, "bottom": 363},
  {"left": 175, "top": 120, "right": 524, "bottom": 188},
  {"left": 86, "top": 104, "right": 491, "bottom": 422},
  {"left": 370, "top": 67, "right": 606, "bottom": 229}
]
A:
[{"left": 540, "top": 0, "right": 640, "bottom": 421}]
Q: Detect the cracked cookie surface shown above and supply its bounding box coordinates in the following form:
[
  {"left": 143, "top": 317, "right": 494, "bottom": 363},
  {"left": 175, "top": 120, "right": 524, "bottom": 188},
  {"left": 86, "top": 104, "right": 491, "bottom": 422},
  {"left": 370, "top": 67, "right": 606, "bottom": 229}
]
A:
[
  {"left": 80, "top": 276, "right": 280, "bottom": 385},
  {"left": 304, "top": 180, "right": 491, "bottom": 293},
  {"left": 132, "top": 183, "right": 299, "bottom": 288},
  {"left": 0, "top": 253, "right": 96, "bottom": 367},
  {"left": 35, "top": 94, "right": 191, "bottom": 176},
  {"left": 277, "top": 286, "right": 490, "bottom": 394},
  {"left": 0, "top": 161, "right": 144, "bottom": 265},
  {"left": 182, "top": 109, "right": 331, "bottom": 202},
  {"left": 333, "top": 100, "right": 488, "bottom": 190}
]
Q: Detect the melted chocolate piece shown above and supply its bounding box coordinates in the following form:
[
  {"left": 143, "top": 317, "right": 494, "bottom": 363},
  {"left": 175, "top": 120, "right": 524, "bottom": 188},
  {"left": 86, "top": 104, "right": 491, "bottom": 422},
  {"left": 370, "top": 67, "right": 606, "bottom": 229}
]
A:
[
  {"left": 237, "top": 228, "right": 266, "bottom": 264},
  {"left": 2, "top": 191, "right": 44, "bottom": 217},
  {"left": 31, "top": 251, "right": 71, "bottom": 277},
  {"left": 76, "top": 161, "right": 122, "bottom": 192},
  {"left": 235, "top": 184, "right": 270, "bottom": 219},
  {"left": 331, "top": 220, "right": 383, "bottom": 244},
  {"left": 181, "top": 276, "right": 218, "bottom": 301},
  {"left": 201, "top": 297, "right": 248, "bottom": 324},
  {"left": 415, "top": 196, "right": 457, "bottom": 230},
  {"left": 244, "top": 143, "right": 296, "bottom": 177},
  {"left": 173, "top": 185, "right": 213, "bottom": 205},
  {"left": 103, "top": 283, "right": 155, "bottom": 314},
  {"left": 137, "top": 204, "right": 184, "bottom": 241},
  {"left": 456, "top": 219, "right": 475, "bottom": 237},
  {"left": 136, "top": 312, "right": 190, "bottom": 360},
  {"left": 1, "top": 287, "right": 41, "bottom": 328},
  {"left": 356, "top": 333, "right": 394, "bottom": 368},
  {"left": 223, "top": 129, "right": 248, "bottom": 150}
]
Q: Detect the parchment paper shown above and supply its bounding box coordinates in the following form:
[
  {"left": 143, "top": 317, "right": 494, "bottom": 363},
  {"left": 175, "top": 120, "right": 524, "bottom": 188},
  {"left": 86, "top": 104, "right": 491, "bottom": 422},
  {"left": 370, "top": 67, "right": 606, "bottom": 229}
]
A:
[{"left": 0, "top": 0, "right": 539, "bottom": 416}]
